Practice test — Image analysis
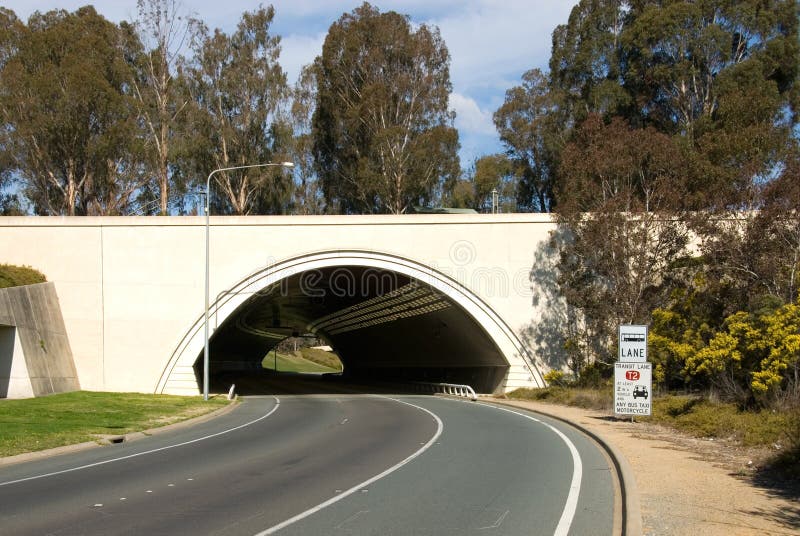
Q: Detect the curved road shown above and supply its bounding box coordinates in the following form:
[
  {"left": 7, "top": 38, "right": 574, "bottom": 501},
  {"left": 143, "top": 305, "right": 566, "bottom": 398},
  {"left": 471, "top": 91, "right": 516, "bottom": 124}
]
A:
[{"left": 0, "top": 382, "right": 615, "bottom": 535}]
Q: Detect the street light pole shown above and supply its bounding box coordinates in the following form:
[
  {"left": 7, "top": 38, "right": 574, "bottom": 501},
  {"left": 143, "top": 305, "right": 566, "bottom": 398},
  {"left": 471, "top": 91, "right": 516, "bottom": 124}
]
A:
[{"left": 203, "top": 161, "right": 294, "bottom": 400}]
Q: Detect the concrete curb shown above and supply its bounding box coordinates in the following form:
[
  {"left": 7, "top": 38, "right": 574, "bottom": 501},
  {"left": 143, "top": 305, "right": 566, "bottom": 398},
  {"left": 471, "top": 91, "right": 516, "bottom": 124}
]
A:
[
  {"left": 484, "top": 398, "right": 642, "bottom": 536},
  {"left": 0, "top": 398, "right": 239, "bottom": 468}
]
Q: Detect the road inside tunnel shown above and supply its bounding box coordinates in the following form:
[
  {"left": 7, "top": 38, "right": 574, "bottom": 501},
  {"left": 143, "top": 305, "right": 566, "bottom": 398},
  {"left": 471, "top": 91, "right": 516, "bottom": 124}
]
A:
[{"left": 194, "top": 265, "right": 510, "bottom": 394}]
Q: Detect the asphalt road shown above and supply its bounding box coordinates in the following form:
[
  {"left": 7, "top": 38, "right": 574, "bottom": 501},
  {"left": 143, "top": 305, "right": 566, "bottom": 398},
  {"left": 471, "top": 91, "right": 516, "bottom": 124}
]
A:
[{"left": 0, "top": 381, "right": 614, "bottom": 535}]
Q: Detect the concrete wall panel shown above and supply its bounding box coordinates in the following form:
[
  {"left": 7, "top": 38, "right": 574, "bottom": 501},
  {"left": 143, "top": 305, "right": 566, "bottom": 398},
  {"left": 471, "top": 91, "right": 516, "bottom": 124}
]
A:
[
  {"left": 1, "top": 215, "right": 560, "bottom": 394},
  {"left": 0, "top": 283, "right": 80, "bottom": 397}
]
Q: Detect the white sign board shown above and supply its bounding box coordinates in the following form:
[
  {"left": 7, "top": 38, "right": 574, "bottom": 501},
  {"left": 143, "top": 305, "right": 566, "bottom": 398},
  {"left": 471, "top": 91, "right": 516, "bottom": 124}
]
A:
[
  {"left": 614, "top": 362, "right": 652, "bottom": 416},
  {"left": 619, "top": 324, "right": 648, "bottom": 362}
]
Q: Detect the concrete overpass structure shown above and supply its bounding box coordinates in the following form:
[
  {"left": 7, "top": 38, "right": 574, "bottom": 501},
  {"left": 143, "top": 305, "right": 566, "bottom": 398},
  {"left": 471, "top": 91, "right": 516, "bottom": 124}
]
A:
[{"left": 0, "top": 214, "right": 559, "bottom": 395}]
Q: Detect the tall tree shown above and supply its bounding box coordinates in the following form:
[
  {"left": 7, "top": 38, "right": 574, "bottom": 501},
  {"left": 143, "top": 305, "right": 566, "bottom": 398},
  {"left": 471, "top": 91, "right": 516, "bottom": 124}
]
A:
[
  {"left": 554, "top": 115, "right": 690, "bottom": 368},
  {"left": 312, "top": 2, "right": 459, "bottom": 214},
  {"left": 126, "top": 0, "right": 200, "bottom": 215},
  {"left": 494, "top": 69, "right": 565, "bottom": 212},
  {"left": 443, "top": 154, "right": 516, "bottom": 212},
  {"left": 623, "top": 0, "right": 799, "bottom": 208},
  {"left": 184, "top": 6, "right": 292, "bottom": 215},
  {"left": 0, "top": 7, "right": 145, "bottom": 215},
  {"left": 290, "top": 64, "right": 324, "bottom": 214},
  {"left": 0, "top": 8, "right": 23, "bottom": 212},
  {"left": 549, "top": 0, "right": 631, "bottom": 123}
]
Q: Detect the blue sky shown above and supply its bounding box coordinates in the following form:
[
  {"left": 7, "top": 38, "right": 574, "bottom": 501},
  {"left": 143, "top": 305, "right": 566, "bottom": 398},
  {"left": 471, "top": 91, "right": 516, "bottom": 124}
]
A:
[{"left": 4, "top": 1, "right": 577, "bottom": 168}]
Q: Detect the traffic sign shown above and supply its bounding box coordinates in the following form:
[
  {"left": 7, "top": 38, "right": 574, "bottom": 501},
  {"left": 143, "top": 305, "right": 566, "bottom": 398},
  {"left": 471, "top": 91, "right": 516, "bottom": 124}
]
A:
[
  {"left": 619, "top": 324, "right": 648, "bottom": 362},
  {"left": 614, "top": 361, "right": 652, "bottom": 416}
]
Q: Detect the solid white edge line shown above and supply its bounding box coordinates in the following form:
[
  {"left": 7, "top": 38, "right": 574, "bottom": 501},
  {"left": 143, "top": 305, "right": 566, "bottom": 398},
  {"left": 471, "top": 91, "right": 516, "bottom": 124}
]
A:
[
  {"left": 0, "top": 397, "right": 281, "bottom": 487},
  {"left": 253, "top": 395, "right": 444, "bottom": 536},
  {"left": 477, "top": 402, "right": 583, "bottom": 536}
]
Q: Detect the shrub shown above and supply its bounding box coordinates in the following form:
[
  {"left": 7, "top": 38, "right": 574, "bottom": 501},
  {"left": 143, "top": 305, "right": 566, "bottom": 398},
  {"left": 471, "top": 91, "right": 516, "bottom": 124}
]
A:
[
  {"left": 0, "top": 264, "right": 46, "bottom": 289},
  {"left": 543, "top": 369, "right": 568, "bottom": 386}
]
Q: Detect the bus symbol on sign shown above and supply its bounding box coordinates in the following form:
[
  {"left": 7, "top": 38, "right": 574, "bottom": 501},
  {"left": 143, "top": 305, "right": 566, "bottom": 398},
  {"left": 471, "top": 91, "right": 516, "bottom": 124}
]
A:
[{"left": 625, "top": 370, "right": 640, "bottom": 381}]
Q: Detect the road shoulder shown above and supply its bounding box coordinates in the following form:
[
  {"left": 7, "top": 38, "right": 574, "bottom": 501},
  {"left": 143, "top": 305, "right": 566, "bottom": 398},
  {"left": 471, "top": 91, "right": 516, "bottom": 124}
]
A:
[{"left": 486, "top": 397, "right": 799, "bottom": 536}]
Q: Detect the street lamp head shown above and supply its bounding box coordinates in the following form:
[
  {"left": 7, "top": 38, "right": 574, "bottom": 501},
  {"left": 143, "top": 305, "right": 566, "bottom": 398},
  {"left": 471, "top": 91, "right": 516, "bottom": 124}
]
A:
[{"left": 280, "top": 162, "right": 295, "bottom": 168}]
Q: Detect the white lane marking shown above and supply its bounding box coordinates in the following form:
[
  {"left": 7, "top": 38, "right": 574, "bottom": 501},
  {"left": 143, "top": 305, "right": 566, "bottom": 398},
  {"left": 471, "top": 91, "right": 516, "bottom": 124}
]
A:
[
  {"left": 477, "top": 509, "right": 510, "bottom": 530},
  {"left": 253, "top": 396, "right": 444, "bottom": 536},
  {"left": 334, "top": 509, "right": 370, "bottom": 530},
  {"left": 477, "top": 403, "right": 583, "bottom": 536},
  {"left": 0, "top": 398, "right": 281, "bottom": 487}
]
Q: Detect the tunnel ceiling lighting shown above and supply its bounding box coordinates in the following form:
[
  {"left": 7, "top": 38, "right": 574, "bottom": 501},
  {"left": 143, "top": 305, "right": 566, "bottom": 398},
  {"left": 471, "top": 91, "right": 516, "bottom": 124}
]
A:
[
  {"left": 320, "top": 294, "right": 445, "bottom": 334},
  {"left": 310, "top": 284, "right": 427, "bottom": 330},
  {"left": 327, "top": 301, "right": 450, "bottom": 335}
]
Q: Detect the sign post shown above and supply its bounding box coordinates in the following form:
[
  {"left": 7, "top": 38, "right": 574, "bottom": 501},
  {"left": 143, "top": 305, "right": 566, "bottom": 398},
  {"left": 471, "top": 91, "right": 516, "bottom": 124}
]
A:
[{"left": 615, "top": 324, "right": 652, "bottom": 417}]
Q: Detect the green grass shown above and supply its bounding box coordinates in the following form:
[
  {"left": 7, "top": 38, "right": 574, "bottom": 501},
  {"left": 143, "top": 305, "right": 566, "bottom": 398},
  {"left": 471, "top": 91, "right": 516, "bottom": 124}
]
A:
[
  {"left": 0, "top": 391, "right": 229, "bottom": 457},
  {"left": 508, "top": 387, "right": 795, "bottom": 448},
  {"left": 261, "top": 351, "right": 341, "bottom": 373},
  {"left": 649, "top": 395, "right": 796, "bottom": 447},
  {"left": 0, "top": 264, "right": 46, "bottom": 289},
  {"left": 298, "top": 347, "right": 343, "bottom": 370}
]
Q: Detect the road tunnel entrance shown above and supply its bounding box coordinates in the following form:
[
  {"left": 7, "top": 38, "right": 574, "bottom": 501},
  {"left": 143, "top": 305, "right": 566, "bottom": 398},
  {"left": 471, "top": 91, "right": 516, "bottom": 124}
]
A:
[
  {"left": 158, "top": 251, "right": 543, "bottom": 396},
  {"left": 196, "top": 265, "right": 509, "bottom": 393}
]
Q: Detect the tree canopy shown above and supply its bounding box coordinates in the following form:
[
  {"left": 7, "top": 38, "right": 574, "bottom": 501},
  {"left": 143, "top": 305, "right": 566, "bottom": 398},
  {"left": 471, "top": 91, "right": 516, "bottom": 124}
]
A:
[
  {"left": 311, "top": 2, "right": 459, "bottom": 214},
  {"left": 0, "top": 7, "right": 144, "bottom": 215}
]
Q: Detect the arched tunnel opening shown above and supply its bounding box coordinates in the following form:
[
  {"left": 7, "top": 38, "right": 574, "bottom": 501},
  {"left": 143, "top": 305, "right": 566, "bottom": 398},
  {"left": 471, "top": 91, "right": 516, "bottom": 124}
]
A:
[{"left": 193, "top": 266, "right": 510, "bottom": 394}]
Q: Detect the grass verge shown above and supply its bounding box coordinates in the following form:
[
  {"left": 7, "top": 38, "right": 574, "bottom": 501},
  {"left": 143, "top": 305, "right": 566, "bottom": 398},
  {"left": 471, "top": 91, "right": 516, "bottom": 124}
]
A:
[
  {"left": 262, "top": 351, "right": 341, "bottom": 373},
  {"left": 507, "top": 386, "right": 800, "bottom": 479},
  {"left": 0, "top": 391, "right": 229, "bottom": 457}
]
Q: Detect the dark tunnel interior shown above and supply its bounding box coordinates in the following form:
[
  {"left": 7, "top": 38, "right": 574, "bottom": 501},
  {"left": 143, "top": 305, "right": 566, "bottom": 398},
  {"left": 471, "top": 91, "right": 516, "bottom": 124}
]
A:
[{"left": 194, "top": 266, "right": 509, "bottom": 393}]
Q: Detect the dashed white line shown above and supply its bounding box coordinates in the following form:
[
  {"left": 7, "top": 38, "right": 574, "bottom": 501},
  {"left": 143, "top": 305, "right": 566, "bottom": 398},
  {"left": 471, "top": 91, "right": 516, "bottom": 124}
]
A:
[{"left": 252, "top": 396, "right": 444, "bottom": 536}]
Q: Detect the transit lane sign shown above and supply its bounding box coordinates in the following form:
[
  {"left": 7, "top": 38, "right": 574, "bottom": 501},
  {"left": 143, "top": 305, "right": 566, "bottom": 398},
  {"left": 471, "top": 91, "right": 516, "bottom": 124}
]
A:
[
  {"left": 619, "top": 324, "right": 648, "bottom": 362},
  {"left": 614, "top": 361, "right": 652, "bottom": 416}
]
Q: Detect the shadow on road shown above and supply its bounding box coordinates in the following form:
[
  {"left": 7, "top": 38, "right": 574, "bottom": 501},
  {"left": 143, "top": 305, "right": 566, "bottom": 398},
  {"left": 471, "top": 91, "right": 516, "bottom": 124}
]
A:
[{"left": 210, "top": 370, "right": 423, "bottom": 397}]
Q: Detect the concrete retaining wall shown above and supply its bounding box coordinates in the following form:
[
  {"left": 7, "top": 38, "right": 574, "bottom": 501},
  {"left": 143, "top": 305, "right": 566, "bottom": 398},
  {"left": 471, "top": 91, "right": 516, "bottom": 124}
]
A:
[{"left": 0, "top": 282, "right": 80, "bottom": 398}]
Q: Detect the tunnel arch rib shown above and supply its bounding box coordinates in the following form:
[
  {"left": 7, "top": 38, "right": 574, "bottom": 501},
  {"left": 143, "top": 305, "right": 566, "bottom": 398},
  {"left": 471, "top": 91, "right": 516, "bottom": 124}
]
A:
[{"left": 156, "top": 250, "right": 545, "bottom": 395}]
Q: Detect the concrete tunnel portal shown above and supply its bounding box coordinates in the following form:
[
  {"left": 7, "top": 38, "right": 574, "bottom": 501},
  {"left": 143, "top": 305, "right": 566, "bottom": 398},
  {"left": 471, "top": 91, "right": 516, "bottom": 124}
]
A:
[{"left": 193, "top": 261, "right": 514, "bottom": 394}]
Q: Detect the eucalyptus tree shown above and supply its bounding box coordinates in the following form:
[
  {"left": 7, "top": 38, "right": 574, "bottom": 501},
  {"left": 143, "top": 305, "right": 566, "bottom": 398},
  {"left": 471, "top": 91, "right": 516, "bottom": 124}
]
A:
[
  {"left": 290, "top": 65, "right": 324, "bottom": 214},
  {"left": 622, "top": 0, "right": 799, "bottom": 208},
  {"left": 0, "top": 7, "right": 145, "bottom": 215},
  {"left": 494, "top": 69, "right": 566, "bottom": 212},
  {"left": 312, "top": 3, "right": 459, "bottom": 214},
  {"left": 183, "top": 6, "right": 292, "bottom": 215},
  {"left": 554, "top": 115, "right": 690, "bottom": 367},
  {"left": 125, "top": 0, "right": 200, "bottom": 215}
]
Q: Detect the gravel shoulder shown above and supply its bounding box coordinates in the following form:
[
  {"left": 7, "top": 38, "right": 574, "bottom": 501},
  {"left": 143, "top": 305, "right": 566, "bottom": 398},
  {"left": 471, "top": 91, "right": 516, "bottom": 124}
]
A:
[{"left": 488, "top": 398, "right": 800, "bottom": 536}]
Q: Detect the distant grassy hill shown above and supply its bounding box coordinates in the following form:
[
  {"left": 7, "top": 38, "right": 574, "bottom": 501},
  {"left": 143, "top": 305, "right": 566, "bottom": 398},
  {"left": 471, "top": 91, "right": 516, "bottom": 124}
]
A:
[
  {"left": 298, "top": 347, "right": 342, "bottom": 370},
  {"left": 262, "top": 348, "right": 342, "bottom": 373},
  {"left": 0, "top": 264, "right": 46, "bottom": 289}
]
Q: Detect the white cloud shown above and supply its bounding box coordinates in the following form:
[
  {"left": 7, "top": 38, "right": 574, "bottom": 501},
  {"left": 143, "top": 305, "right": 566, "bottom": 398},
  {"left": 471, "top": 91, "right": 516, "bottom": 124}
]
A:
[
  {"left": 450, "top": 93, "right": 496, "bottom": 136},
  {"left": 279, "top": 31, "right": 326, "bottom": 85},
  {"left": 429, "top": 0, "right": 576, "bottom": 93}
]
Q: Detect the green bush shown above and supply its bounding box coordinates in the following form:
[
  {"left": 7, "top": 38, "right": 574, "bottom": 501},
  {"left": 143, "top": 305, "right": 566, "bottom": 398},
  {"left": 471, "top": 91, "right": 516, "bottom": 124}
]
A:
[
  {"left": 543, "top": 369, "right": 568, "bottom": 386},
  {"left": 0, "top": 264, "right": 46, "bottom": 289},
  {"left": 649, "top": 395, "right": 791, "bottom": 446}
]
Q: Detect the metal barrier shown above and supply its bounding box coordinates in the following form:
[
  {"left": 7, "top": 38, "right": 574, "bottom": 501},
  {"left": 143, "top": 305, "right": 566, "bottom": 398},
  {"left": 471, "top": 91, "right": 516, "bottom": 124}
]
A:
[{"left": 410, "top": 381, "right": 478, "bottom": 401}]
